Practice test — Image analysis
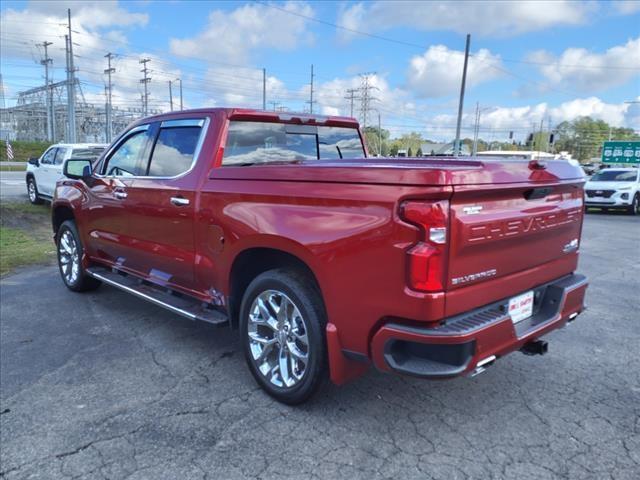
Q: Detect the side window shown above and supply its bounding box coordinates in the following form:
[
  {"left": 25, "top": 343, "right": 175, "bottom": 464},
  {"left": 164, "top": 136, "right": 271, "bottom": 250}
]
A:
[
  {"left": 103, "top": 131, "right": 148, "bottom": 177},
  {"left": 54, "top": 148, "right": 68, "bottom": 165},
  {"left": 147, "top": 126, "right": 202, "bottom": 177},
  {"left": 40, "top": 148, "right": 57, "bottom": 165}
]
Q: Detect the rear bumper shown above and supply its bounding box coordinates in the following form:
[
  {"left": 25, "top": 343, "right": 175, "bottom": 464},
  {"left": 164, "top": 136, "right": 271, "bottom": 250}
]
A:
[{"left": 370, "top": 273, "right": 588, "bottom": 378}]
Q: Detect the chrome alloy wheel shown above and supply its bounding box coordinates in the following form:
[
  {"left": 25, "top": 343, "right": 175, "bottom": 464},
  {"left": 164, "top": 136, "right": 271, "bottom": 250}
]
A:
[
  {"left": 58, "top": 230, "right": 80, "bottom": 285},
  {"left": 248, "top": 290, "right": 309, "bottom": 388},
  {"left": 28, "top": 180, "right": 37, "bottom": 202}
]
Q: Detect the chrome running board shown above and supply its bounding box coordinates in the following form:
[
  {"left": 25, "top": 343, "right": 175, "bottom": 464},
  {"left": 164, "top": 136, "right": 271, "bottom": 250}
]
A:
[{"left": 86, "top": 266, "right": 228, "bottom": 326}]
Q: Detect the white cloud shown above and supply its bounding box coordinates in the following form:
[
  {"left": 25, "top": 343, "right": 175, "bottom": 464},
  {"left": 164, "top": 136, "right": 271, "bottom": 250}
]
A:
[
  {"left": 613, "top": 1, "right": 640, "bottom": 15},
  {"left": 406, "top": 45, "right": 503, "bottom": 98},
  {"left": 170, "top": 2, "right": 314, "bottom": 63},
  {"left": 427, "top": 97, "right": 634, "bottom": 142},
  {"left": 528, "top": 37, "right": 640, "bottom": 93},
  {"left": 337, "top": 1, "right": 594, "bottom": 39}
]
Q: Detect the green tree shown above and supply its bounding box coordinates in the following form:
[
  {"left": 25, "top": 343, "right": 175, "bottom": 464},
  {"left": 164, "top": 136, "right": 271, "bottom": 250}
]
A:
[
  {"left": 552, "top": 117, "right": 638, "bottom": 161},
  {"left": 362, "top": 126, "right": 390, "bottom": 156},
  {"left": 416, "top": 147, "right": 423, "bottom": 157},
  {"left": 407, "top": 147, "right": 413, "bottom": 157}
]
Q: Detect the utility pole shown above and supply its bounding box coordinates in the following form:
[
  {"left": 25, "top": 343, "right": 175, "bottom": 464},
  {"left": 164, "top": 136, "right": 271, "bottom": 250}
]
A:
[
  {"left": 104, "top": 52, "right": 115, "bottom": 142},
  {"left": 169, "top": 80, "right": 174, "bottom": 111},
  {"left": 472, "top": 102, "right": 480, "bottom": 157},
  {"left": 536, "top": 117, "right": 544, "bottom": 158},
  {"left": 66, "top": 9, "right": 77, "bottom": 143},
  {"left": 454, "top": 34, "right": 471, "bottom": 157},
  {"left": 378, "top": 112, "right": 382, "bottom": 156},
  {"left": 39, "top": 42, "right": 53, "bottom": 141},
  {"left": 307, "top": 64, "right": 315, "bottom": 114},
  {"left": 178, "top": 78, "right": 183, "bottom": 110},
  {"left": 345, "top": 89, "right": 358, "bottom": 118},
  {"left": 139, "top": 58, "right": 151, "bottom": 116},
  {"left": 269, "top": 100, "right": 280, "bottom": 111},
  {"left": 262, "top": 68, "right": 266, "bottom": 110}
]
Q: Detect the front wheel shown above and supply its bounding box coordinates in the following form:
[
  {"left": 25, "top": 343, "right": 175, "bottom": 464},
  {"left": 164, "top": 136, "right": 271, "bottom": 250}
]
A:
[
  {"left": 56, "top": 220, "right": 101, "bottom": 292},
  {"left": 628, "top": 194, "right": 639, "bottom": 215},
  {"left": 27, "top": 177, "right": 44, "bottom": 205},
  {"left": 239, "top": 269, "right": 327, "bottom": 405}
]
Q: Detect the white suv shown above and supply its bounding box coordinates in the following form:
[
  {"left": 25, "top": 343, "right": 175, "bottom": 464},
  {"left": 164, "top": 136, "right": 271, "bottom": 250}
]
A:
[
  {"left": 26, "top": 143, "right": 106, "bottom": 204},
  {"left": 585, "top": 167, "right": 640, "bottom": 215}
]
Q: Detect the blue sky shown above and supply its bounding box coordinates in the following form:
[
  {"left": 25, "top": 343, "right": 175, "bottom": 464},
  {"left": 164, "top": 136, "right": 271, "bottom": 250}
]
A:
[{"left": 1, "top": 0, "right": 639, "bottom": 141}]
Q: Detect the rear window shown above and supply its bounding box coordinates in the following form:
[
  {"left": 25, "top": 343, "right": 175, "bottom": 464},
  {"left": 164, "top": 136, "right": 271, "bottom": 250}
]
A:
[
  {"left": 147, "top": 126, "right": 201, "bottom": 177},
  {"left": 222, "top": 121, "right": 364, "bottom": 166}
]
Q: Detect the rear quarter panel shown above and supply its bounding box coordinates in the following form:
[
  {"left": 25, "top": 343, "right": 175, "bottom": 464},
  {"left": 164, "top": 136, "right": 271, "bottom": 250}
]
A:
[{"left": 196, "top": 173, "right": 452, "bottom": 354}]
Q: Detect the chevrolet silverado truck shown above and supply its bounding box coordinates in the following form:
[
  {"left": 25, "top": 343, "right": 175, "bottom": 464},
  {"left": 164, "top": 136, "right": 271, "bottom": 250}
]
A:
[{"left": 53, "top": 108, "right": 588, "bottom": 404}]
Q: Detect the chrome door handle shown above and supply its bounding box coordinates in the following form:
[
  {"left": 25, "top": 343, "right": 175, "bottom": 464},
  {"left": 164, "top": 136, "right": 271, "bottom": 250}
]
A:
[
  {"left": 113, "top": 190, "right": 128, "bottom": 199},
  {"left": 170, "top": 196, "right": 190, "bottom": 206}
]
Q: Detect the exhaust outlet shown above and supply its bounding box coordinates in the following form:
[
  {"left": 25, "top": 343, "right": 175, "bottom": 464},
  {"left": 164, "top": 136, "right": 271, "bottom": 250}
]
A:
[
  {"left": 469, "top": 355, "right": 496, "bottom": 377},
  {"left": 520, "top": 340, "right": 548, "bottom": 356}
]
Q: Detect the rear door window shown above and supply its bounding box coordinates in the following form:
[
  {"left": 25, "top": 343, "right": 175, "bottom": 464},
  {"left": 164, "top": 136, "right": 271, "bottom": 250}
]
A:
[
  {"left": 146, "top": 123, "right": 203, "bottom": 177},
  {"left": 54, "top": 148, "right": 68, "bottom": 165},
  {"left": 222, "top": 121, "right": 364, "bottom": 166}
]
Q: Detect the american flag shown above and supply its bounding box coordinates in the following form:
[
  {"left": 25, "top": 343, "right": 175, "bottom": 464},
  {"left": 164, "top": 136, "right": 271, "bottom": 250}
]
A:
[{"left": 6, "top": 138, "right": 13, "bottom": 160}]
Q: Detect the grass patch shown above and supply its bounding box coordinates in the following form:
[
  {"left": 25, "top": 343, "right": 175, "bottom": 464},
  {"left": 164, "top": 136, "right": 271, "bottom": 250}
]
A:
[
  {"left": 0, "top": 201, "right": 54, "bottom": 275},
  {"left": 0, "top": 227, "right": 54, "bottom": 275},
  {"left": 0, "top": 140, "right": 50, "bottom": 162}
]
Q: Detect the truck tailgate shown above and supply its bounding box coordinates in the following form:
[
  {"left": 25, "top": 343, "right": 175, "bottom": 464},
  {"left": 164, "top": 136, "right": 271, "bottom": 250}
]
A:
[{"left": 448, "top": 179, "right": 584, "bottom": 290}]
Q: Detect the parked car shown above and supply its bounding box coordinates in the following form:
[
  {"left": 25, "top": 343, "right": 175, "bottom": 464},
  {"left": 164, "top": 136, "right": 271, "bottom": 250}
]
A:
[
  {"left": 580, "top": 162, "right": 598, "bottom": 176},
  {"left": 52, "top": 109, "right": 588, "bottom": 404},
  {"left": 584, "top": 168, "right": 640, "bottom": 214},
  {"left": 26, "top": 143, "right": 106, "bottom": 204}
]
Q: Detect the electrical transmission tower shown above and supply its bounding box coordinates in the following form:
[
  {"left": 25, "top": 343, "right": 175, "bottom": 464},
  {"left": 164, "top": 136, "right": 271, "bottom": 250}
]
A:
[
  {"left": 39, "top": 41, "right": 54, "bottom": 141},
  {"left": 358, "top": 73, "right": 378, "bottom": 129},
  {"left": 139, "top": 58, "right": 151, "bottom": 116},
  {"left": 104, "top": 53, "right": 115, "bottom": 142}
]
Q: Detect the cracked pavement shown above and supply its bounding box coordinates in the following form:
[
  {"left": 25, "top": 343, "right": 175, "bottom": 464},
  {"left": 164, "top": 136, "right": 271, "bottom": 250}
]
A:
[{"left": 1, "top": 213, "right": 639, "bottom": 480}]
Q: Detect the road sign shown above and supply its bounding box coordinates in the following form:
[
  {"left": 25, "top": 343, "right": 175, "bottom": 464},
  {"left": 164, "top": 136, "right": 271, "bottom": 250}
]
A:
[{"left": 601, "top": 141, "right": 640, "bottom": 164}]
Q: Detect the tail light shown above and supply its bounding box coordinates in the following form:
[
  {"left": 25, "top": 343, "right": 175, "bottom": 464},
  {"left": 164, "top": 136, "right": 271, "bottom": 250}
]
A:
[{"left": 400, "top": 200, "right": 449, "bottom": 292}]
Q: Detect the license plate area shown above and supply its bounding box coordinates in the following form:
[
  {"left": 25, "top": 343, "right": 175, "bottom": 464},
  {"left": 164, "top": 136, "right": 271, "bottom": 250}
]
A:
[{"left": 509, "top": 290, "right": 534, "bottom": 324}]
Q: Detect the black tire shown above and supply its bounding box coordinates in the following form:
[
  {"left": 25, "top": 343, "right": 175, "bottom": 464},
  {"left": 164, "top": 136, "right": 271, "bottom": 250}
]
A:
[
  {"left": 27, "top": 177, "right": 44, "bottom": 205},
  {"left": 628, "top": 194, "right": 639, "bottom": 215},
  {"left": 239, "top": 268, "right": 327, "bottom": 405},
  {"left": 56, "top": 220, "right": 101, "bottom": 292}
]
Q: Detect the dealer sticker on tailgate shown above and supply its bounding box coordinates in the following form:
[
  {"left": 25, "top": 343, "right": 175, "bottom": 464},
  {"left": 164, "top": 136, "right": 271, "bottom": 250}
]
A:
[{"left": 508, "top": 291, "right": 534, "bottom": 324}]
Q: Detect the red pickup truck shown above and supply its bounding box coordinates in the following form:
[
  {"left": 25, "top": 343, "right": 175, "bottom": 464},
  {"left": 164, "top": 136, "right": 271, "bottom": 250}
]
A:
[{"left": 53, "top": 108, "right": 588, "bottom": 404}]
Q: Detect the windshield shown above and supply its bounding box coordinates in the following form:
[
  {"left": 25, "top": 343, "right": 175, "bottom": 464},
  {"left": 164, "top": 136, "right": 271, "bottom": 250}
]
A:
[
  {"left": 222, "top": 121, "right": 365, "bottom": 166},
  {"left": 590, "top": 170, "right": 638, "bottom": 182},
  {"left": 71, "top": 147, "right": 105, "bottom": 161}
]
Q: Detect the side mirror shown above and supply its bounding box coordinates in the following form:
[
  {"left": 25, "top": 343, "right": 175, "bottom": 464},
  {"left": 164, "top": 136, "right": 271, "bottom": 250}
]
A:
[
  {"left": 64, "top": 159, "right": 93, "bottom": 180},
  {"left": 28, "top": 157, "right": 39, "bottom": 166}
]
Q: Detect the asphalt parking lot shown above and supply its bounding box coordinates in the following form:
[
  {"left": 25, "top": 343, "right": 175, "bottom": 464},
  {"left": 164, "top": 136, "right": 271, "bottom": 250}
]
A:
[{"left": 1, "top": 212, "right": 639, "bottom": 480}]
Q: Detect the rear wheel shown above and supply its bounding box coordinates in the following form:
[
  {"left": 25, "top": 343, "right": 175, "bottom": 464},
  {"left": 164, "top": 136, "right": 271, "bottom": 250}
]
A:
[
  {"left": 239, "top": 269, "right": 327, "bottom": 405},
  {"left": 27, "top": 177, "right": 44, "bottom": 205},
  {"left": 57, "top": 220, "right": 101, "bottom": 292}
]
